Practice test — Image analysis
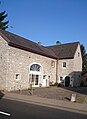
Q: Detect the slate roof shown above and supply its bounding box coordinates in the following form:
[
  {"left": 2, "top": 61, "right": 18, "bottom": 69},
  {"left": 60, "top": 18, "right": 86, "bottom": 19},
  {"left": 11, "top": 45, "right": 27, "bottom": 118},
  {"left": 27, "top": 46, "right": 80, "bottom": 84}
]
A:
[
  {"left": 47, "top": 42, "right": 79, "bottom": 59},
  {"left": 0, "top": 29, "right": 79, "bottom": 59},
  {"left": 0, "top": 29, "right": 57, "bottom": 59}
]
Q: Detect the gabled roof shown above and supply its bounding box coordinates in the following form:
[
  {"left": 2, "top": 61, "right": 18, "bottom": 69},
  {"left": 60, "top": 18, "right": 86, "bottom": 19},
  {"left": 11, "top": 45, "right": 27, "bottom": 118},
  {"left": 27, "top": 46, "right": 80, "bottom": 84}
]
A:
[
  {"left": 0, "top": 29, "right": 57, "bottom": 59},
  {"left": 47, "top": 42, "right": 79, "bottom": 59},
  {"left": 0, "top": 29, "right": 79, "bottom": 59}
]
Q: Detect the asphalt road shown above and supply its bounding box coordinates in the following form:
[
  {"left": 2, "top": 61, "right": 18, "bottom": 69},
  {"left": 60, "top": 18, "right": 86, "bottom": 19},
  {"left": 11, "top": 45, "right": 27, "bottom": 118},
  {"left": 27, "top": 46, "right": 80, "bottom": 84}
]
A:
[{"left": 0, "top": 98, "right": 87, "bottom": 119}]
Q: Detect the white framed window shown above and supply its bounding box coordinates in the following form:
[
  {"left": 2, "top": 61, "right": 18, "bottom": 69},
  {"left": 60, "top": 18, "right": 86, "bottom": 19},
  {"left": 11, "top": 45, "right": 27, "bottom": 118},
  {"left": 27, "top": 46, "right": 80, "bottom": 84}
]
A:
[
  {"left": 30, "top": 64, "right": 41, "bottom": 71},
  {"left": 43, "top": 75, "right": 47, "bottom": 79},
  {"left": 62, "top": 62, "right": 66, "bottom": 68},
  {"left": 15, "top": 73, "right": 21, "bottom": 80}
]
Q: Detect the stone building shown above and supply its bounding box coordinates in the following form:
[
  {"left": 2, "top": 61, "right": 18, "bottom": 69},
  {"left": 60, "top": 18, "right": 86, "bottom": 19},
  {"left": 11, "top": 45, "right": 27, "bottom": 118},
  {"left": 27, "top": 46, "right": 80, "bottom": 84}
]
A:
[{"left": 0, "top": 29, "right": 82, "bottom": 91}]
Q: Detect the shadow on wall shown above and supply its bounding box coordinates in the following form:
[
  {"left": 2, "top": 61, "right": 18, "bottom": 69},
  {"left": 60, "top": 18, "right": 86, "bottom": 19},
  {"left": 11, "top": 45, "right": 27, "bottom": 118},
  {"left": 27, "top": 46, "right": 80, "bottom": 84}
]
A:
[
  {"left": 58, "top": 71, "right": 82, "bottom": 87},
  {"left": 61, "top": 71, "right": 87, "bottom": 96},
  {"left": 68, "top": 71, "right": 82, "bottom": 87},
  {"left": 0, "top": 91, "right": 4, "bottom": 100}
]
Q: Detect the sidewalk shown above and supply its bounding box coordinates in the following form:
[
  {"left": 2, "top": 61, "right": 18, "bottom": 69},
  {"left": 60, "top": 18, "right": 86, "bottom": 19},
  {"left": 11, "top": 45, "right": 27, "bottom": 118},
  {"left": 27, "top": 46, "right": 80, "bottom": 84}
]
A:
[{"left": 3, "top": 92, "right": 87, "bottom": 115}]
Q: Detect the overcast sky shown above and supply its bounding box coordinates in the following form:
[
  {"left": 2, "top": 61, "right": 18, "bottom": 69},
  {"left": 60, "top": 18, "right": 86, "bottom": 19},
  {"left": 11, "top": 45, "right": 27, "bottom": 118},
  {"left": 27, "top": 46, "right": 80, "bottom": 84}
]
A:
[{"left": 1, "top": 0, "right": 87, "bottom": 51}]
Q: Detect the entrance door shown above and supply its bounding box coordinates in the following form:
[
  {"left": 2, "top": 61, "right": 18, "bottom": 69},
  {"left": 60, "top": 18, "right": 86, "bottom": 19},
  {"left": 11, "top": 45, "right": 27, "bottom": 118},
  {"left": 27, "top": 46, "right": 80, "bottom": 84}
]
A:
[
  {"left": 43, "top": 75, "right": 49, "bottom": 87},
  {"left": 29, "top": 63, "right": 41, "bottom": 87},
  {"left": 29, "top": 74, "right": 39, "bottom": 86},
  {"left": 65, "top": 76, "right": 70, "bottom": 87}
]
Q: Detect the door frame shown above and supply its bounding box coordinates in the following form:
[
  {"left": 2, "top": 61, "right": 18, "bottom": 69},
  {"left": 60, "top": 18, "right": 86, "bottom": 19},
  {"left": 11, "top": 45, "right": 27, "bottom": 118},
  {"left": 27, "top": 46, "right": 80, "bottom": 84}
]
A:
[
  {"left": 65, "top": 76, "right": 70, "bottom": 87},
  {"left": 29, "top": 63, "right": 42, "bottom": 87}
]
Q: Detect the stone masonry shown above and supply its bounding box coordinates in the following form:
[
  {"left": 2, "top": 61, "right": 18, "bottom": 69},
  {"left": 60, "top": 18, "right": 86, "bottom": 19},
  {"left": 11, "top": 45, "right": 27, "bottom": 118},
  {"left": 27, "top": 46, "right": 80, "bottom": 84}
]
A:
[
  {"left": 57, "top": 44, "right": 82, "bottom": 87},
  {"left": 0, "top": 36, "right": 56, "bottom": 91},
  {"left": 0, "top": 31, "right": 82, "bottom": 91}
]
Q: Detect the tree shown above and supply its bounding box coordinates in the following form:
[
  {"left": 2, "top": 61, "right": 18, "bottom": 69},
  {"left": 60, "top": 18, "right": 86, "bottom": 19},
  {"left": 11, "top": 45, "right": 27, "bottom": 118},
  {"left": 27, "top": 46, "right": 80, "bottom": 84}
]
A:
[
  {"left": 0, "top": 11, "right": 9, "bottom": 30},
  {"left": 80, "top": 44, "right": 87, "bottom": 71}
]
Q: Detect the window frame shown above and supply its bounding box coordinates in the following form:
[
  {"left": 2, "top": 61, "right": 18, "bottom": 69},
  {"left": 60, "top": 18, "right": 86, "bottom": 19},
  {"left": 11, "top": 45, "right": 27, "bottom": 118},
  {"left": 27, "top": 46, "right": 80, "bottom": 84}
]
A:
[
  {"left": 30, "top": 64, "right": 41, "bottom": 71},
  {"left": 15, "top": 73, "right": 21, "bottom": 81},
  {"left": 62, "top": 62, "right": 66, "bottom": 68}
]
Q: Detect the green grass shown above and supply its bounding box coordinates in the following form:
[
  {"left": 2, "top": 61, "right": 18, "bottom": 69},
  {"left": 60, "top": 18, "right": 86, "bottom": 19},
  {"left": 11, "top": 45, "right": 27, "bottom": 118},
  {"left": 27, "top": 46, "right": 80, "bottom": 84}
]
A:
[{"left": 76, "top": 96, "right": 86, "bottom": 103}]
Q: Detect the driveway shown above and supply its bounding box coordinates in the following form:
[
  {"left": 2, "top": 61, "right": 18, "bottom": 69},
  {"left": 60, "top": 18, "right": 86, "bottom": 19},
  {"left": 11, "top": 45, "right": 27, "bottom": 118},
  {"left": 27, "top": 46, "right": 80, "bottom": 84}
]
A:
[{"left": 12, "top": 87, "right": 87, "bottom": 103}]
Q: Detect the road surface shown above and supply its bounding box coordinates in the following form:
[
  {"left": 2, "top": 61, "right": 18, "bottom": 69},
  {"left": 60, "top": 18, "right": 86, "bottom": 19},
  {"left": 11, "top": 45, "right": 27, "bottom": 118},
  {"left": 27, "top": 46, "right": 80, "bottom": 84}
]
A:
[{"left": 0, "top": 98, "right": 87, "bottom": 119}]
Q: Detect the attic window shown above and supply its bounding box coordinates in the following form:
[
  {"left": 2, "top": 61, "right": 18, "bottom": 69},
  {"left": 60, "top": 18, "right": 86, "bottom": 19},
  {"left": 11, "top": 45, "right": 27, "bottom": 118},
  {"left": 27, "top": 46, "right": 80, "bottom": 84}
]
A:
[
  {"left": 78, "top": 52, "right": 80, "bottom": 57},
  {"left": 30, "top": 64, "right": 41, "bottom": 71}
]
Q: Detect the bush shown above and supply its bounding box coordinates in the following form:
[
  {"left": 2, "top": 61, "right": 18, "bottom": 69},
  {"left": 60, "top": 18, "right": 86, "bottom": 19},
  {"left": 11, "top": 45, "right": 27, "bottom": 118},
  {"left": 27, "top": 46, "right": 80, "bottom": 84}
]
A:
[
  {"left": 54, "top": 82, "right": 58, "bottom": 86},
  {"left": 57, "top": 83, "right": 64, "bottom": 87},
  {"left": 80, "top": 81, "right": 84, "bottom": 87}
]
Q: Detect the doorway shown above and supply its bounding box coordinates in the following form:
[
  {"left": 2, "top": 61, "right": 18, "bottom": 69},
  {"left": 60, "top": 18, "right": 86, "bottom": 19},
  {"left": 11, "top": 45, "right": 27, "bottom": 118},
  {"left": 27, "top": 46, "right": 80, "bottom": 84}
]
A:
[
  {"left": 29, "top": 63, "right": 41, "bottom": 87},
  {"left": 29, "top": 74, "right": 39, "bottom": 86},
  {"left": 65, "top": 76, "right": 70, "bottom": 87}
]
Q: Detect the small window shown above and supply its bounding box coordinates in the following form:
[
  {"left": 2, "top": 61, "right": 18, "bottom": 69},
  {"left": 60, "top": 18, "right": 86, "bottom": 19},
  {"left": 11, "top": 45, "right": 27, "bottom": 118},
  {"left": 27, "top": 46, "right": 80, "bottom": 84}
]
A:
[
  {"left": 60, "top": 76, "right": 63, "bottom": 81},
  {"left": 30, "top": 64, "right": 41, "bottom": 71},
  {"left": 78, "top": 52, "right": 80, "bottom": 57},
  {"left": 63, "top": 62, "right": 66, "bottom": 68},
  {"left": 51, "top": 61, "right": 55, "bottom": 67},
  {"left": 35, "top": 75, "right": 39, "bottom": 85},
  {"left": 43, "top": 75, "right": 47, "bottom": 79},
  {"left": 48, "top": 76, "right": 50, "bottom": 80},
  {"left": 15, "top": 74, "right": 20, "bottom": 80}
]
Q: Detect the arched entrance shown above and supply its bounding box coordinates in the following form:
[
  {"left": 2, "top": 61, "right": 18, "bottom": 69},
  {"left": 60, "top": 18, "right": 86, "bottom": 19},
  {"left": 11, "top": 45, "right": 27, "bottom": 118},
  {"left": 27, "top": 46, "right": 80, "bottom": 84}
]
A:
[
  {"left": 65, "top": 76, "right": 70, "bottom": 87},
  {"left": 29, "top": 63, "right": 41, "bottom": 87}
]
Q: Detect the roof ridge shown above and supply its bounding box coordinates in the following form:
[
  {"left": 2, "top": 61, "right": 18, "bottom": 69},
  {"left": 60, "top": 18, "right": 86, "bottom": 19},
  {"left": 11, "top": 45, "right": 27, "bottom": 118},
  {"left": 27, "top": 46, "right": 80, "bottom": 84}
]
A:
[
  {"left": 47, "top": 42, "right": 79, "bottom": 48},
  {"left": 47, "top": 41, "right": 79, "bottom": 59}
]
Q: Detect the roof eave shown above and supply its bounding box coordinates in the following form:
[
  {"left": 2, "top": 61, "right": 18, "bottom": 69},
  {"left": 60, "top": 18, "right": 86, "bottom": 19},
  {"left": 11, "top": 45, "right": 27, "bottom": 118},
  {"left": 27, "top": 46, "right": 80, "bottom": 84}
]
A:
[{"left": 59, "top": 57, "right": 74, "bottom": 60}]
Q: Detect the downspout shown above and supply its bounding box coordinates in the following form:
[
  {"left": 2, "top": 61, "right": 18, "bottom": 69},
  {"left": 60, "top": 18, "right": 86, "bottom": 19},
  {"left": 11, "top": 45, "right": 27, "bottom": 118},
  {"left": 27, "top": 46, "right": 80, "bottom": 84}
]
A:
[{"left": 56, "top": 59, "right": 58, "bottom": 83}]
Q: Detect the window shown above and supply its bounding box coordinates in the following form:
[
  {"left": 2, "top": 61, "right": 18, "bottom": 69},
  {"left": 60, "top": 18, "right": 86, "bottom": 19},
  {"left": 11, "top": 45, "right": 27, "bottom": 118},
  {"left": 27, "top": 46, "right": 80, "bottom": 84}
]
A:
[
  {"left": 15, "top": 74, "right": 20, "bottom": 80},
  {"left": 51, "top": 61, "right": 55, "bottom": 67},
  {"left": 78, "top": 52, "right": 80, "bottom": 57},
  {"left": 29, "top": 64, "right": 41, "bottom": 86},
  {"left": 35, "top": 75, "right": 39, "bottom": 85},
  {"left": 29, "top": 74, "right": 39, "bottom": 85},
  {"left": 30, "top": 64, "right": 41, "bottom": 71},
  {"left": 32, "top": 74, "right": 35, "bottom": 82},
  {"left": 43, "top": 75, "right": 47, "bottom": 79},
  {"left": 63, "top": 62, "right": 66, "bottom": 68},
  {"left": 60, "top": 76, "right": 63, "bottom": 81},
  {"left": 48, "top": 76, "right": 50, "bottom": 80}
]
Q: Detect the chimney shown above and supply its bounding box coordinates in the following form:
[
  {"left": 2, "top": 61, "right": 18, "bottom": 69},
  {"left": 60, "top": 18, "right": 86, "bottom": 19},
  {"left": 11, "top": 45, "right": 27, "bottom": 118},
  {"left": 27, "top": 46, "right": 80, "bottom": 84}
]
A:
[
  {"left": 37, "top": 42, "right": 42, "bottom": 46},
  {"left": 56, "top": 41, "right": 61, "bottom": 45}
]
